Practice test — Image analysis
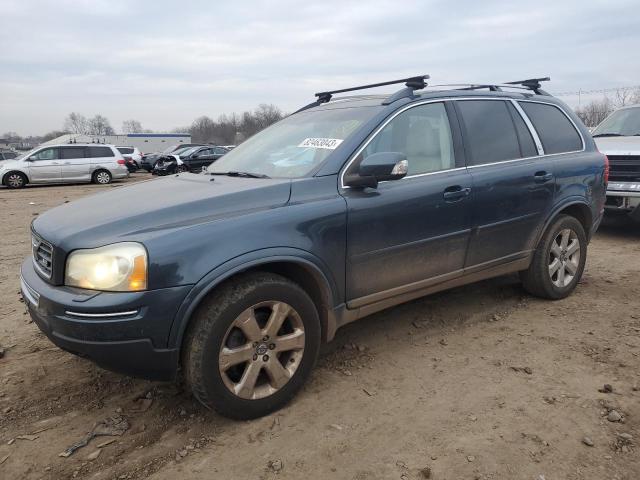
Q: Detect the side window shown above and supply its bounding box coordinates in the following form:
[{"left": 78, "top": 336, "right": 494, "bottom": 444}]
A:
[
  {"left": 88, "top": 146, "right": 114, "bottom": 158},
  {"left": 518, "top": 102, "right": 582, "bottom": 154},
  {"left": 4, "top": 152, "right": 17, "bottom": 159},
  {"left": 507, "top": 103, "right": 538, "bottom": 158},
  {"left": 30, "top": 148, "right": 58, "bottom": 161},
  {"left": 214, "top": 147, "right": 227, "bottom": 155},
  {"left": 457, "top": 100, "right": 521, "bottom": 165},
  {"left": 359, "top": 102, "right": 455, "bottom": 176},
  {"left": 60, "top": 147, "right": 87, "bottom": 159}
]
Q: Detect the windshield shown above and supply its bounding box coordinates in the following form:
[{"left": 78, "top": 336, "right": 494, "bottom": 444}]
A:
[
  {"left": 210, "top": 106, "right": 381, "bottom": 178},
  {"left": 593, "top": 106, "right": 640, "bottom": 136}
]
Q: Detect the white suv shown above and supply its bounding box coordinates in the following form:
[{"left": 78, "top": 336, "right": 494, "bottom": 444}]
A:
[{"left": 0, "top": 144, "right": 128, "bottom": 189}]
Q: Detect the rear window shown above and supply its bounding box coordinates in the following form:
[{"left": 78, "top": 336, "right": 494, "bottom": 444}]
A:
[
  {"left": 60, "top": 147, "right": 87, "bottom": 159},
  {"left": 457, "top": 100, "right": 521, "bottom": 165},
  {"left": 518, "top": 102, "right": 582, "bottom": 154},
  {"left": 117, "top": 147, "right": 134, "bottom": 154},
  {"left": 88, "top": 146, "right": 115, "bottom": 158}
]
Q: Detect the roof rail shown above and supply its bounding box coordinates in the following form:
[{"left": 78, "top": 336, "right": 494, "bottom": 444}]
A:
[{"left": 294, "top": 75, "right": 429, "bottom": 113}]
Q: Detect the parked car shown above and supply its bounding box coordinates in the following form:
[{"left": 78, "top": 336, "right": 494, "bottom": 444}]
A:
[
  {"left": 117, "top": 147, "right": 142, "bottom": 171},
  {"left": 2, "top": 144, "right": 128, "bottom": 188},
  {"left": 21, "top": 76, "right": 606, "bottom": 420},
  {"left": 152, "top": 146, "right": 228, "bottom": 175},
  {"left": 140, "top": 145, "right": 206, "bottom": 172},
  {"left": 0, "top": 150, "right": 18, "bottom": 160},
  {"left": 592, "top": 104, "right": 640, "bottom": 221}
]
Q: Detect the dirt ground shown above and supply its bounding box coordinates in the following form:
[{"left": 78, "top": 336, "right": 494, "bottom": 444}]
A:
[{"left": 1, "top": 174, "right": 639, "bottom": 480}]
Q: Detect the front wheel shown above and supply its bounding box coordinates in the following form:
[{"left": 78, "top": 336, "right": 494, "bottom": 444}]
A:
[
  {"left": 520, "top": 214, "right": 587, "bottom": 299},
  {"left": 183, "top": 272, "right": 321, "bottom": 419},
  {"left": 4, "top": 171, "right": 27, "bottom": 188}
]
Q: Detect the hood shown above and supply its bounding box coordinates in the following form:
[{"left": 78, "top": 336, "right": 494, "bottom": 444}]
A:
[
  {"left": 33, "top": 173, "right": 292, "bottom": 248},
  {"left": 0, "top": 159, "right": 20, "bottom": 170},
  {"left": 594, "top": 136, "right": 640, "bottom": 155}
]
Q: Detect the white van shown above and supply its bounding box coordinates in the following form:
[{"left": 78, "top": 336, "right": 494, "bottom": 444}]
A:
[{"left": 0, "top": 144, "right": 129, "bottom": 188}]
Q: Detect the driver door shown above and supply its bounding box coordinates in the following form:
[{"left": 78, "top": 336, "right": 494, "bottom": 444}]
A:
[
  {"left": 27, "top": 147, "right": 61, "bottom": 182},
  {"left": 341, "top": 102, "right": 473, "bottom": 305}
]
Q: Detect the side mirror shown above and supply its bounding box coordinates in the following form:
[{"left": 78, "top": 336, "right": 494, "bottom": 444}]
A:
[{"left": 344, "top": 152, "right": 408, "bottom": 188}]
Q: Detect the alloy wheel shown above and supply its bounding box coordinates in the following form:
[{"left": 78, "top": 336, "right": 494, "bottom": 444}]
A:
[
  {"left": 548, "top": 228, "right": 581, "bottom": 288},
  {"left": 218, "top": 301, "right": 305, "bottom": 400},
  {"left": 95, "top": 171, "right": 111, "bottom": 184}
]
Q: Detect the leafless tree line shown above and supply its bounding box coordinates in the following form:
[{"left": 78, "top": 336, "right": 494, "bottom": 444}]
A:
[
  {"left": 573, "top": 87, "right": 640, "bottom": 127},
  {"left": 178, "top": 104, "right": 285, "bottom": 144}
]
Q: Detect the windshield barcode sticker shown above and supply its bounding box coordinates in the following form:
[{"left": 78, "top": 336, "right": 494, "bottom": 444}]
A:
[{"left": 298, "top": 138, "right": 344, "bottom": 149}]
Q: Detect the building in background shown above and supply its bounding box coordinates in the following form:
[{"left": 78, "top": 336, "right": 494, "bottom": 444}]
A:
[{"left": 40, "top": 133, "right": 191, "bottom": 153}]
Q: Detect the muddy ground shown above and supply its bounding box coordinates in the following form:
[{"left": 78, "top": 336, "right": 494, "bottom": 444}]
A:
[{"left": 1, "top": 173, "right": 639, "bottom": 480}]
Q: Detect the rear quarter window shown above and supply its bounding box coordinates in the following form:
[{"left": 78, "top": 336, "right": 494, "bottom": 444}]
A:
[
  {"left": 88, "top": 146, "right": 115, "bottom": 158},
  {"left": 117, "top": 147, "right": 134, "bottom": 154},
  {"left": 518, "top": 102, "right": 582, "bottom": 154}
]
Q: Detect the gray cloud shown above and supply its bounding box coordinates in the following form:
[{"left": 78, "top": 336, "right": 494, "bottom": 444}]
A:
[{"left": 1, "top": 0, "right": 639, "bottom": 135}]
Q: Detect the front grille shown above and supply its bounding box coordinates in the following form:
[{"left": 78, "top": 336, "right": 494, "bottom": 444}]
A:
[
  {"left": 32, "top": 232, "right": 53, "bottom": 279},
  {"left": 608, "top": 155, "right": 640, "bottom": 182}
]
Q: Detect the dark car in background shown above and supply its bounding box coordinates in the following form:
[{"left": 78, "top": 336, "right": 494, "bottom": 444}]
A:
[
  {"left": 21, "top": 76, "right": 606, "bottom": 420},
  {"left": 152, "top": 145, "right": 228, "bottom": 175},
  {"left": 140, "top": 144, "right": 207, "bottom": 172},
  {"left": 0, "top": 150, "right": 18, "bottom": 161}
]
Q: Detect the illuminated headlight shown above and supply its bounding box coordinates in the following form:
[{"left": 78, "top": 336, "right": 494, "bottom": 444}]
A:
[{"left": 65, "top": 243, "right": 147, "bottom": 292}]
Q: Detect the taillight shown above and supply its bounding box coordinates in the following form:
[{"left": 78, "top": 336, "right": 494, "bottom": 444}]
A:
[
  {"left": 603, "top": 154, "right": 609, "bottom": 184},
  {"left": 117, "top": 159, "right": 126, "bottom": 165}
]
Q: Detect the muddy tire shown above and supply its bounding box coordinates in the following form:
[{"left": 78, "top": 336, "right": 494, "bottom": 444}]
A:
[
  {"left": 183, "top": 272, "right": 321, "bottom": 419},
  {"left": 520, "top": 214, "right": 587, "bottom": 300}
]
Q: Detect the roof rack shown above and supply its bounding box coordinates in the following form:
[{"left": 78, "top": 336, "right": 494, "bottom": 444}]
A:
[
  {"left": 439, "top": 77, "right": 551, "bottom": 95},
  {"left": 293, "top": 75, "right": 551, "bottom": 114},
  {"left": 294, "top": 75, "right": 429, "bottom": 113}
]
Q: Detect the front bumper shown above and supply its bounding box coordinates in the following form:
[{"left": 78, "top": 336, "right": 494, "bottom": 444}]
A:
[
  {"left": 20, "top": 258, "right": 192, "bottom": 380},
  {"left": 605, "top": 182, "right": 640, "bottom": 219}
]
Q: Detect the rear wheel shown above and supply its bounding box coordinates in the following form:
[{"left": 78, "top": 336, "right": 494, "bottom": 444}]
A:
[
  {"left": 4, "top": 171, "right": 27, "bottom": 189},
  {"left": 93, "top": 169, "right": 112, "bottom": 185},
  {"left": 183, "top": 272, "right": 321, "bottom": 419},
  {"left": 520, "top": 214, "right": 587, "bottom": 299}
]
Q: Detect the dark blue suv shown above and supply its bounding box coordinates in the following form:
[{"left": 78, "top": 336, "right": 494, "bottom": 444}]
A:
[{"left": 21, "top": 76, "right": 607, "bottom": 419}]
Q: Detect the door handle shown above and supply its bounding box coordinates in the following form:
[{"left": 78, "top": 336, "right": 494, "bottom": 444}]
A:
[
  {"left": 534, "top": 171, "right": 553, "bottom": 183},
  {"left": 443, "top": 186, "right": 471, "bottom": 202}
]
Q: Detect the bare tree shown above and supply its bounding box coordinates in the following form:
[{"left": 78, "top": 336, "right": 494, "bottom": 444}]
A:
[
  {"left": 574, "top": 98, "right": 614, "bottom": 128},
  {"left": 63, "top": 112, "right": 88, "bottom": 134},
  {"left": 86, "top": 115, "right": 115, "bottom": 135},
  {"left": 190, "top": 116, "right": 216, "bottom": 143},
  {"left": 122, "top": 119, "right": 144, "bottom": 134}
]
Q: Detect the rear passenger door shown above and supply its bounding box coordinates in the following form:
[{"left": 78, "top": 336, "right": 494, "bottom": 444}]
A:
[
  {"left": 59, "top": 146, "right": 91, "bottom": 182},
  {"left": 455, "top": 99, "right": 555, "bottom": 269}
]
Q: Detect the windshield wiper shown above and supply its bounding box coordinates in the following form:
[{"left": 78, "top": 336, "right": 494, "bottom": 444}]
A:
[
  {"left": 208, "top": 171, "right": 270, "bottom": 179},
  {"left": 592, "top": 133, "right": 623, "bottom": 137}
]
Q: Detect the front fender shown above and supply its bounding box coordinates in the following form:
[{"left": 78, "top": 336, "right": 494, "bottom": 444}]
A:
[{"left": 167, "top": 247, "right": 338, "bottom": 349}]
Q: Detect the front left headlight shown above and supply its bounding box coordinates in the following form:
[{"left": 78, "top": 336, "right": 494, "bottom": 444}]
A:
[{"left": 65, "top": 242, "right": 147, "bottom": 292}]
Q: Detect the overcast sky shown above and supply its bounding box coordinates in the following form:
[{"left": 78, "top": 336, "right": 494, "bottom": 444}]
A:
[{"left": 1, "top": 0, "right": 640, "bottom": 136}]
